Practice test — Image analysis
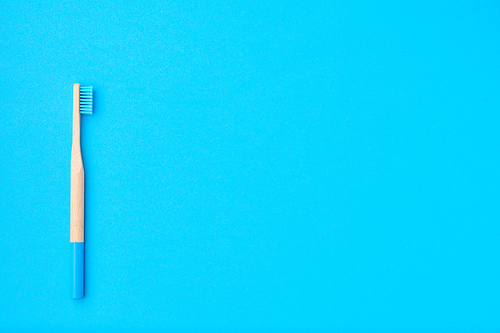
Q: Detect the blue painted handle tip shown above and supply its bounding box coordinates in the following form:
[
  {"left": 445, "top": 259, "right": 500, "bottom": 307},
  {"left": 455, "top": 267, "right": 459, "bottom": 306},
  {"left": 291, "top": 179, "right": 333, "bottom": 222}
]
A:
[{"left": 72, "top": 242, "right": 84, "bottom": 299}]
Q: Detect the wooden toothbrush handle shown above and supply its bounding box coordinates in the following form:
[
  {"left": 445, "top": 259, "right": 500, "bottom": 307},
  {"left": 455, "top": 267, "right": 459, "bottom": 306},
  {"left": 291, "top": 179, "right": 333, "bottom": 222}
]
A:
[{"left": 71, "top": 83, "right": 84, "bottom": 243}]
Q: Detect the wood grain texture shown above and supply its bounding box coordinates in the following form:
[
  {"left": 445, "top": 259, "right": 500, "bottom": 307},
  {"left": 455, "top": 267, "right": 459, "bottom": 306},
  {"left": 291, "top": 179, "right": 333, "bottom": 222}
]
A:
[{"left": 71, "top": 83, "right": 84, "bottom": 242}]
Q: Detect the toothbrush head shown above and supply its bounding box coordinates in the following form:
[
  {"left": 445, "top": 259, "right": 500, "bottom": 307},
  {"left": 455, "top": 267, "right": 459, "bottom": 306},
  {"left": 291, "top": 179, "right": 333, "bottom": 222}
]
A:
[{"left": 79, "top": 86, "right": 93, "bottom": 115}]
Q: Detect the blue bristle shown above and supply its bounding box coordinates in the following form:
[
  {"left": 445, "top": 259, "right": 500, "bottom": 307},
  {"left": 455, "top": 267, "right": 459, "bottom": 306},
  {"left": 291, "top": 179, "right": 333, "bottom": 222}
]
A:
[{"left": 79, "top": 86, "right": 93, "bottom": 115}]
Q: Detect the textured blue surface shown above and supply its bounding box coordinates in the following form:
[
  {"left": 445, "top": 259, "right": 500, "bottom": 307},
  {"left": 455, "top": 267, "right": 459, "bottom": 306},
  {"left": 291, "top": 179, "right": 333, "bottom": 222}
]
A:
[{"left": 1, "top": 1, "right": 499, "bottom": 332}]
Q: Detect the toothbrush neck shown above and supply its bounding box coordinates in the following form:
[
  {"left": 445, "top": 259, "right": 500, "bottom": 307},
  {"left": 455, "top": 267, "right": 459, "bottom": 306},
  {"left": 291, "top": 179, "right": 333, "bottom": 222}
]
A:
[{"left": 72, "top": 107, "right": 81, "bottom": 150}]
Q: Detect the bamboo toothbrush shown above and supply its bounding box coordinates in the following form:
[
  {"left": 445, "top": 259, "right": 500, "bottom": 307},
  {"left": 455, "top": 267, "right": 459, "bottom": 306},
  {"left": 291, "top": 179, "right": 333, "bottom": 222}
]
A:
[{"left": 71, "top": 83, "right": 93, "bottom": 299}]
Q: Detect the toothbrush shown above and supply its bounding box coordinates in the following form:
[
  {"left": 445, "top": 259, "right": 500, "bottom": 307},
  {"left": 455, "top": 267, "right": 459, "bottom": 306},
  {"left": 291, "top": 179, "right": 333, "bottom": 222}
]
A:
[{"left": 71, "top": 84, "right": 93, "bottom": 299}]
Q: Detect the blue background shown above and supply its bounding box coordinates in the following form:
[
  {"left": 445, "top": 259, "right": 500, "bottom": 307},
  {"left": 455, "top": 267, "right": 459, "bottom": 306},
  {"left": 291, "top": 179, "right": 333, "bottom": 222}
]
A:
[{"left": 1, "top": 0, "right": 499, "bottom": 332}]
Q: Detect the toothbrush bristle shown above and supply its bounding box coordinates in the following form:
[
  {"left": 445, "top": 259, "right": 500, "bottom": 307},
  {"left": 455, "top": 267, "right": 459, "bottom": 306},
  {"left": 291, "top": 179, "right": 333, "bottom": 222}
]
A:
[{"left": 79, "top": 86, "right": 93, "bottom": 115}]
